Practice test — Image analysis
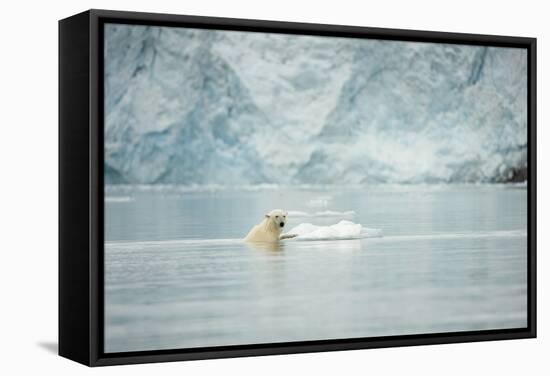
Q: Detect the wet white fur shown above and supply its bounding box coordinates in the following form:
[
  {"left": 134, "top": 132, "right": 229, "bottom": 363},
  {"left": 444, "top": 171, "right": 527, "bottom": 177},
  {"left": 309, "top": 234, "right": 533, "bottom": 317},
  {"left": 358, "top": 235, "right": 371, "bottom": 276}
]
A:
[{"left": 244, "top": 209, "right": 288, "bottom": 243}]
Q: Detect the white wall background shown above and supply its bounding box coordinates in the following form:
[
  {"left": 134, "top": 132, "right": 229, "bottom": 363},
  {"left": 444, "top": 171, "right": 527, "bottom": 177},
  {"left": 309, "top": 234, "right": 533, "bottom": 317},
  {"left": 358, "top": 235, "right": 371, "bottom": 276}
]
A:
[{"left": 0, "top": 0, "right": 546, "bottom": 374}]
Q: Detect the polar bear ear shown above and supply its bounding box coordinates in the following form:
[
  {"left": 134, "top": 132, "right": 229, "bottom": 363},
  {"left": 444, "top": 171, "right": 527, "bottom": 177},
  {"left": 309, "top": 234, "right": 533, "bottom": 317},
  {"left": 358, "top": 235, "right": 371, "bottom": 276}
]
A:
[
  {"left": 284, "top": 211, "right": 288, "bottom": 216},
  {"left": 265, "top": 213, "right": 270, "bottom": 218}
]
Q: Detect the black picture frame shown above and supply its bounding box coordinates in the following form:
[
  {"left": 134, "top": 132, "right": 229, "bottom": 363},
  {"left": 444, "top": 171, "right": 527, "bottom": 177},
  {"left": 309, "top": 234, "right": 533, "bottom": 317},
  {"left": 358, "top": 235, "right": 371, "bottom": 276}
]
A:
[{"left": 59, "top": 9, "right": 537, "bottom": 367}]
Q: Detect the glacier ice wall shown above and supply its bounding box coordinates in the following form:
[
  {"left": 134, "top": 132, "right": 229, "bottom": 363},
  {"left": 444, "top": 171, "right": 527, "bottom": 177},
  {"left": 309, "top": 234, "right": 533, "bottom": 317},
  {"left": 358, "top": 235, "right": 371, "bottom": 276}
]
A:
[{"left": 104, "top": 24, "right": 527, "bottom": 185}]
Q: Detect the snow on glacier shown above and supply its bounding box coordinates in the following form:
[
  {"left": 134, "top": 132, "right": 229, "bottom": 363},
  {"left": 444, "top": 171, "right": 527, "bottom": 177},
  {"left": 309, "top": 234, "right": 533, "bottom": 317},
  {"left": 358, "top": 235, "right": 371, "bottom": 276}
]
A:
[{"left": 104, "top": 24, "right": 528, "bottom": 185}]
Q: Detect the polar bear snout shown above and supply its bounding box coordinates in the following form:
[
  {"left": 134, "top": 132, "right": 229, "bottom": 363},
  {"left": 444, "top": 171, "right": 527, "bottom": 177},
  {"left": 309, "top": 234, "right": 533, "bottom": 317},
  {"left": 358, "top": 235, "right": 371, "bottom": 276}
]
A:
[{"left": 268, "top": 209, "right": 287, "bottom": 229}]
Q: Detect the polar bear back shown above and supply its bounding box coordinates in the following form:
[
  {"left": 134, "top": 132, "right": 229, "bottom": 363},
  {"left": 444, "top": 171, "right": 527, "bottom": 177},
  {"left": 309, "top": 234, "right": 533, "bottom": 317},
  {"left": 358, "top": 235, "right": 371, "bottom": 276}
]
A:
[{"left": 244, "top": 218, "right": 281, "bottom": 243}]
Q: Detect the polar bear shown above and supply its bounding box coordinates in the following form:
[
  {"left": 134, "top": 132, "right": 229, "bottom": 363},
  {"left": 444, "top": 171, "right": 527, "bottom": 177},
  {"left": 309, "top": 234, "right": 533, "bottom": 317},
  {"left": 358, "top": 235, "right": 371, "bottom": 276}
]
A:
[{"left": 244, "top": 209, "right": 297, "bottom": 243}]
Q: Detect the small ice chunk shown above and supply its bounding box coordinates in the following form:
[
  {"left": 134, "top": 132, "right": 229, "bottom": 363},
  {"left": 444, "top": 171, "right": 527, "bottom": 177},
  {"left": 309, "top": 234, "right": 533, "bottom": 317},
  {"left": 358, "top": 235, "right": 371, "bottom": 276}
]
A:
[{"left": 285, "top": 220, "right": 382, "bottom": 241}]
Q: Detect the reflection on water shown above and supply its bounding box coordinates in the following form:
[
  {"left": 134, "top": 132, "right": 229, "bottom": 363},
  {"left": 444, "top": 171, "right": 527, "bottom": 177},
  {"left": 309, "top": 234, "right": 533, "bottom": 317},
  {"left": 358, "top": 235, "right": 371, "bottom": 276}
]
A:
[
  {"left": 245, "top": 241, "right": 286, "bottom": 252},
  {"left": 104, "top": 185, "right": 527, "bottom": 353}
]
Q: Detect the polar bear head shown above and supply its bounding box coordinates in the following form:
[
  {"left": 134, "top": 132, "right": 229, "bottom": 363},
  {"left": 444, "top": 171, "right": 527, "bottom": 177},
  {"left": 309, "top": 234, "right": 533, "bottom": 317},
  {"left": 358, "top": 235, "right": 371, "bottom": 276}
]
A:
[{"left": 266, "top": 209, "right": 288, "bottom": 229}]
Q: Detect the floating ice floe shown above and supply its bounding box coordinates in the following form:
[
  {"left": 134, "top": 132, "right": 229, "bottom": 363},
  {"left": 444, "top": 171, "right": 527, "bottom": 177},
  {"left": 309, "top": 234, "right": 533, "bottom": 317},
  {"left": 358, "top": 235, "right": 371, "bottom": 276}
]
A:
[{"left": 285, "top": 220, "right": 382, "bottom": 241}]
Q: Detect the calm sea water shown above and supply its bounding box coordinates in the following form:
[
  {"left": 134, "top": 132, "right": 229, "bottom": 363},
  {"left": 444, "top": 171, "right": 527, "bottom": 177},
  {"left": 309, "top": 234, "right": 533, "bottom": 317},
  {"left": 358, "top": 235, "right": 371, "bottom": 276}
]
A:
[{"left": 104, "top": 185, "right": 527, "bottom": 353}]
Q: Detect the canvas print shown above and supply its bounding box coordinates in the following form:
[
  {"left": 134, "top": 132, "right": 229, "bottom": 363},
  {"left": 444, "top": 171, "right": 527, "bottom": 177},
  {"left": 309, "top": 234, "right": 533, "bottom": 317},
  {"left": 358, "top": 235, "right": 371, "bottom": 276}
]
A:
[{"left": 103, "top": 23, "right": 528, "bottom": 353}]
